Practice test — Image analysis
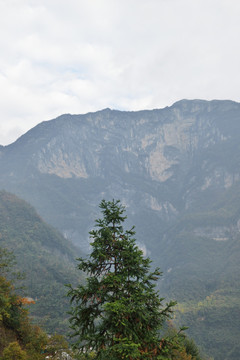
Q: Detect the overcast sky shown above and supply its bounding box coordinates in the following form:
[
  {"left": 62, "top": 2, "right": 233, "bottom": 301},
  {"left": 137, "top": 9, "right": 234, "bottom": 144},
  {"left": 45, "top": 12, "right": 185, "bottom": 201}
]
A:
[{"left": 0, "top": 0, "right": 240, "bottom": 145}]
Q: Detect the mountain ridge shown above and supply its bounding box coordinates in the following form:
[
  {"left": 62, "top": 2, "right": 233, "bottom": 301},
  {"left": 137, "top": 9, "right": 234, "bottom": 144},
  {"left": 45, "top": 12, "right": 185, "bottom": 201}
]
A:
[{"left": 2, "top": 98, "right": 239, "bottom": 149}]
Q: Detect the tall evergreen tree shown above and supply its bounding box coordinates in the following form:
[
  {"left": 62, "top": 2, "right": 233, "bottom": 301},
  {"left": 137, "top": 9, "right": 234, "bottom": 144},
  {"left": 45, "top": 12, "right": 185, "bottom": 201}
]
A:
[{"left": 67, "top": 200, "right": 176, "bottom": 359}]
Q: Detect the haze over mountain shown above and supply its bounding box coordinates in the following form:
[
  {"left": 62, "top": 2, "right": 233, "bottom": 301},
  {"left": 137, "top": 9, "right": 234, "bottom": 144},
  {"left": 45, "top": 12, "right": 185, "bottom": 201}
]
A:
[{"left": 0, "top": 99, "right": 240, "bottom": 358}]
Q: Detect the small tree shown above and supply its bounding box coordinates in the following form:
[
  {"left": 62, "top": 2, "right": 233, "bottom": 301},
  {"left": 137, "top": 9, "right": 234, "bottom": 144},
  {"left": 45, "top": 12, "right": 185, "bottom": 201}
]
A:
[
  {"left": 67, "top": 200, "right": 176, "bottom": 359},
  {"left": 2, "top": 341, "right": 27, "bottom": 360}
]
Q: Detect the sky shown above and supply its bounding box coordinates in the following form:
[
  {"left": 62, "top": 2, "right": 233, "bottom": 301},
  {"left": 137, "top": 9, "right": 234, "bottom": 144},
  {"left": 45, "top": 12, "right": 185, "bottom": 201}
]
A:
[{"left": 0, "top": 0, "right": 240, "bottom": 145}]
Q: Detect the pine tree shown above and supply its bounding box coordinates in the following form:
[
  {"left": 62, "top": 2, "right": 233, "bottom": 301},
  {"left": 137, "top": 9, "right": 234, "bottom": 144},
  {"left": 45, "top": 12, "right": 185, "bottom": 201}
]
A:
[{"left": 67, "top": 200, "right": 176, "bottom": 359}]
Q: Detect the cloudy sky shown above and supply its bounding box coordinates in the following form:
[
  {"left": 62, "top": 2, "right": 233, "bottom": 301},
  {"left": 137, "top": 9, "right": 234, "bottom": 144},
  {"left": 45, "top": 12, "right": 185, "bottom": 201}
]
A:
[{"left": 0, "top": 0, "right": 240, "bottom": 145}]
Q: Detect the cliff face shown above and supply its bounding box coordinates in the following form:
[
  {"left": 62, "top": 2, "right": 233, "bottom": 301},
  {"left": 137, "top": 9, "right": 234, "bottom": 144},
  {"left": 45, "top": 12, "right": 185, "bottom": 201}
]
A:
[{"left": 12, "top": 100, "right": 238, "bottom": 184}]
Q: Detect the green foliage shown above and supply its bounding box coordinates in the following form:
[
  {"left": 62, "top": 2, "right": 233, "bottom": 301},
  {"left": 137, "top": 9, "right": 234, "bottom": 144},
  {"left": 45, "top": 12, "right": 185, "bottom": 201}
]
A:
[
  {"left": 0, "top": 245, "right": 74, "bottom": 360},
  {"left": 2, "top": 341, "right": 27, "bottom": 360},
  {"left": 158, "top": 181, "right": 240, "bottom": 359},
  {"left": 45, "top": 333, "right": 68, "bottom": 354},
  {"left": 0, "top": 265, "right": 44, "bottom": 358},
  {"left": 0, "top": 248, "right": 15, "bottom": 276},
  {"left": 0, "top": 190, "right": 84, "bottom": 334},
  {"left": 0, "top": 276, "right": 17, "bottom": 326},
  {"left": 0, "top": 250, "right": 24, "bottom": 331},
  {"left": 175, "top": 290, "right": 240, "bottom": 360},
  {"left": 68, "top": 199, "right": 176, "bottom": 359},
  {"left": 71, "top": 325, "right": 204, "bottom": 360}
]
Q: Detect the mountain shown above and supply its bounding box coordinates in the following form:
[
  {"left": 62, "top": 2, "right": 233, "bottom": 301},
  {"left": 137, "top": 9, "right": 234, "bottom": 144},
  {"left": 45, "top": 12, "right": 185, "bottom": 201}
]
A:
[
  {"left": 0, "top": 190, "right": 83, "bottom": 334},
  {"left": 0, "top": 99, "right": 240, "bottom": 358}
]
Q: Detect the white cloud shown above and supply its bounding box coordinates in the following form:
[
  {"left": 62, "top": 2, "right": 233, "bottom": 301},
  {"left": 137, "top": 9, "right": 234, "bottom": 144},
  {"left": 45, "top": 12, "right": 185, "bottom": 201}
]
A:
[{"left": 0, "top": 0, "right": 240, "bottom": 144}]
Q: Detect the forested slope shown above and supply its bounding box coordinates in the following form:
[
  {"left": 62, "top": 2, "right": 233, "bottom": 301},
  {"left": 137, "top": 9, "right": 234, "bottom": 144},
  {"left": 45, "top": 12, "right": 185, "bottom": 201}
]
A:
[{"left": 0, "top": 191, "right": 83, "bottom": 334}]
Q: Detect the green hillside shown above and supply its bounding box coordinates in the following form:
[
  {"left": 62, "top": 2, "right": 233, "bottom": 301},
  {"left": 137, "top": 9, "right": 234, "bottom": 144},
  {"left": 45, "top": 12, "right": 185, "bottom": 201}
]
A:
[
  {"left": 0, "top": 190, "right": 84, "bottom": 334},
  {"left": 159, "top": 182, "right": 240, "bottom": 360}
]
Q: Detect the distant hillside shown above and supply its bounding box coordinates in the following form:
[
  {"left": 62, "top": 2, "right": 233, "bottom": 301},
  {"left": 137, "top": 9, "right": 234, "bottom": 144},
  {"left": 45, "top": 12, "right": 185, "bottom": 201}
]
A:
[
  {"left": 1, "top": 99, "right": 240, "bottom": 358},
  {"left": 159, "top": 180, "right": 240, "bottom": 359},
  {"left": 0, "top": 191, "right": 83, "bottom": 334}
]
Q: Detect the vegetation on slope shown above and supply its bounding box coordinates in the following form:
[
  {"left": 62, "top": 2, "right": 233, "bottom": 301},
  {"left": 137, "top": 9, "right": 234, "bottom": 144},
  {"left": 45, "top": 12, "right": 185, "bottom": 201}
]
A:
[
  {"left": 0, "top": 190, "right": 84, "bottom": 334},
  {"left": 159, "top": 182, "right": 240, "bottom": 360},
  {"left": 0, "top": 246, "right": 73, "bottom": 359}
]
